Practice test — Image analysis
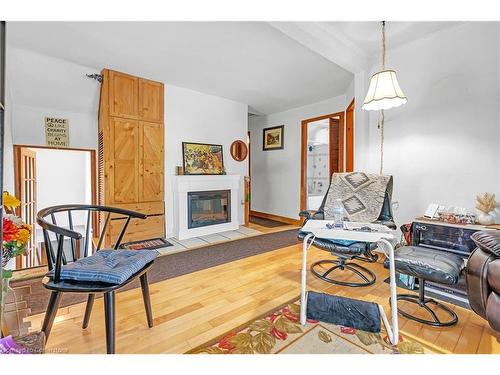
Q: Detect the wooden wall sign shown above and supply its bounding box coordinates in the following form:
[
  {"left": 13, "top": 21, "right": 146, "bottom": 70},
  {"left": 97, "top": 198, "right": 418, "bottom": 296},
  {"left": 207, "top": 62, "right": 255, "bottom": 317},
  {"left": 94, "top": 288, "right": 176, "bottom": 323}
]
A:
[{"left": 45, "top": 117, "right": 69, "bottom": 147}]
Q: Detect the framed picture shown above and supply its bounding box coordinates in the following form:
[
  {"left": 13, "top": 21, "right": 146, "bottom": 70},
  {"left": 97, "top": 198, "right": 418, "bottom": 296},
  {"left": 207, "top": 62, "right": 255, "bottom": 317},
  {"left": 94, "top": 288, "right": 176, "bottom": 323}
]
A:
[
  {"left": 182, "top": 142, "right": 224, "bottom": 175},
  {"left": 263, "top": 125, "right": 284, "bottom": 151}
]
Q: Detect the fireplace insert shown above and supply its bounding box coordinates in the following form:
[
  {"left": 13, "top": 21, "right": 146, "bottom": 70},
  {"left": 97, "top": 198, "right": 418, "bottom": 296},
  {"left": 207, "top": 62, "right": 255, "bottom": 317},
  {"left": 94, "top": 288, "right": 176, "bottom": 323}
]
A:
[{"left": 187, "top": 190, "right": 231, "bottom": 229}]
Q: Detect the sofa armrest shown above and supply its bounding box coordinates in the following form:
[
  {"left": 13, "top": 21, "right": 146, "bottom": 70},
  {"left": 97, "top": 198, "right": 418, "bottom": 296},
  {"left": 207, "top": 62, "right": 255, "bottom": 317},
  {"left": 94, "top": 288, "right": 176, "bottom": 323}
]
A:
[{"left": 472, "top": 231, "right": 500, "bottom": 256}]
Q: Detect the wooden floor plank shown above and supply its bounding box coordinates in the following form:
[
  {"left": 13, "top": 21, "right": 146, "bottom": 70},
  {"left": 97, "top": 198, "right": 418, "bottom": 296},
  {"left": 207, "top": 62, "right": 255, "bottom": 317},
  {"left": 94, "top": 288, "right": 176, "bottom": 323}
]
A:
[{"left": 24, "top": 241, "right": 500, "bottom": 354}]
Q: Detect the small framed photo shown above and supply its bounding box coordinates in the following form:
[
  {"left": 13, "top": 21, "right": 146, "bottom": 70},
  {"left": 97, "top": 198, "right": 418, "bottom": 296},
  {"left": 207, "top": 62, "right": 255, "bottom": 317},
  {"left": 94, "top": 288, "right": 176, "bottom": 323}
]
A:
[{"left": 263, "top": 125, "right": 284, "bottom": 151}]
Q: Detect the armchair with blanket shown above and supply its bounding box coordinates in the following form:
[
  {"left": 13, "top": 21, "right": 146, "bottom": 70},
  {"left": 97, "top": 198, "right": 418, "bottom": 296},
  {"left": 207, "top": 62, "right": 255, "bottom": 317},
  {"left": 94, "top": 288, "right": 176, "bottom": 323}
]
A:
[{"left": 298, "top": 172, "right": 396, "bottom": 287}]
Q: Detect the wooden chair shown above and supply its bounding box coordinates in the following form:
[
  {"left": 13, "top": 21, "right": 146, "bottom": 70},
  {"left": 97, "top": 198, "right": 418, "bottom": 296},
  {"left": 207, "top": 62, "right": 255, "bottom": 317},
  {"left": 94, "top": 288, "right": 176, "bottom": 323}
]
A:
[{"left": 36, "top": 204, "right": 156, "bottom": 354}]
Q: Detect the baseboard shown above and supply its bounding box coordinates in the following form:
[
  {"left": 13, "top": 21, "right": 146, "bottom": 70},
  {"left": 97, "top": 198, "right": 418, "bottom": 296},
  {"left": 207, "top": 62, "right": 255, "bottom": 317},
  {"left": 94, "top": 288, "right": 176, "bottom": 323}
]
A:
[{"left": 249, "top": 210, "right": 302, "bottom": 226}]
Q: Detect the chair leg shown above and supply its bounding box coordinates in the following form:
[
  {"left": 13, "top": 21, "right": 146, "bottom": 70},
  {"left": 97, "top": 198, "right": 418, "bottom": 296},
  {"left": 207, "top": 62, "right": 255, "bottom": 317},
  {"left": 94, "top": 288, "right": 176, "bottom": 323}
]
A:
[
  {"left": 389, "top": 278, "right": 458, "bottom": 327},
  {"left": 140, "top": 273, "right": 154, "bottom": 328},
  {"left": 310, "top": 259, "right": 376, "bottom": 287},
  {"left": 103, "top": 291, "right": 115, "bottom": 354},
  {"left": 41, "top": 291, "right": 62, "bottom": 340},
  {"left": 82, "top": 293, "right": 95, "bottom": 329}
]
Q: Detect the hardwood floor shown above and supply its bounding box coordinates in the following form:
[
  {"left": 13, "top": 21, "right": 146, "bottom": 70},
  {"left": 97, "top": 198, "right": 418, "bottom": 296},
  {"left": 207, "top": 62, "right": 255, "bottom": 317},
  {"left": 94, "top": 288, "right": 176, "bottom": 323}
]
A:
[{"left": 25, "top": 239, "right": 500, "bottom": 354}]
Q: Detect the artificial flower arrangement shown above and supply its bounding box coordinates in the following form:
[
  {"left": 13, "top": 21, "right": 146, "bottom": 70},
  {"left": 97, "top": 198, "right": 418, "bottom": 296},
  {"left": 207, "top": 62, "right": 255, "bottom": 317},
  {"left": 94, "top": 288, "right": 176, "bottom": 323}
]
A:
[
  {"left": 1, "top": 192, "right": 32, "bottom": 278},
  {"left": 1, "top": 192, "right": 32, "bottom": 353}
]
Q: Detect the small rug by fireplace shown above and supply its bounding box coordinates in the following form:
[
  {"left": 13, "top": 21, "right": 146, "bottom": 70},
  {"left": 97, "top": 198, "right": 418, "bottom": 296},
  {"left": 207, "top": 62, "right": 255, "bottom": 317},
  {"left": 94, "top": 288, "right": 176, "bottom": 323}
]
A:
[
  {"left": 11, "top": 229, "right": 300, "bottom": 316},
  {"left": 120, "top": 238, "right": 173, "bottom": 250},
  {"left": 189, "top": 298, "right": 439, "bottom": 354},
  {"left": 249, "top": 215, "right": 287, "bottom": 228}
]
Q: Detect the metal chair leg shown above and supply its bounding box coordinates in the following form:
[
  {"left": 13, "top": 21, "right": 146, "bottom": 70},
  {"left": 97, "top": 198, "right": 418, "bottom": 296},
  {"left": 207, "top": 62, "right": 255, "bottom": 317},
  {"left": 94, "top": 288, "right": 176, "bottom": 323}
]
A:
[
  {"left": 82, "top": 293, "right": 95, "bottom": 329},
  {"left": 389, "top": 278, "right": 458, "bottom": 327},
  {"left": 41, "top": 291, "right": 62, "bottom": 340},
  {"left": 310, "top": 259, "right": 376, "bottom": 287},
  {"left": 140, "top": 273, "right": 154, "bottom": 328},
  {"left": 104, "top": 291, "right": 116, "bottom": 354}
]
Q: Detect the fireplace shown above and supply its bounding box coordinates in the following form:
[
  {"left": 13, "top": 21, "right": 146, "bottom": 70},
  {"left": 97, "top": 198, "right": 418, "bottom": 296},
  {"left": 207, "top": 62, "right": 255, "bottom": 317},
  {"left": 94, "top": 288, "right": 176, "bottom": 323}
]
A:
[{"left": 187, "top": 190, "right": 231, "bottom": 229}]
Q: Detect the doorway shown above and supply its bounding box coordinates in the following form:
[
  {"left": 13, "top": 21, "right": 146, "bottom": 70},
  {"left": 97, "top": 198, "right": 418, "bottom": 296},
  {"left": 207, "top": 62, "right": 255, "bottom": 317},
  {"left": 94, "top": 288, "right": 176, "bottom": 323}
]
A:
[
  {"left": 13, "top": 145, "right": 96, "bottom": 269},
  {"left": 300, "top": 112, "right": 345, "bottom": 212}
]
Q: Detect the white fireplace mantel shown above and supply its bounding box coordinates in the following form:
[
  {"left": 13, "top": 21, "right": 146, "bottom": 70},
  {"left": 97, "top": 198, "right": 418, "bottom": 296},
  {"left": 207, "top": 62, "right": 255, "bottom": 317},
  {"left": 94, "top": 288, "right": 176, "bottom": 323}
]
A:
[{"left": 172, "top": 175, "right": 241, "bottom": 240}]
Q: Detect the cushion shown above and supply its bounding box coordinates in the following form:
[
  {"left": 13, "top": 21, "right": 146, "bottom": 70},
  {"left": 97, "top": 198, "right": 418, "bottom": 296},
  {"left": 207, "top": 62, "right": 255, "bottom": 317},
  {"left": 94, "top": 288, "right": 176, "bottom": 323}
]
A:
[
  {"left": 297, "top": 230, "right": 375, "bottom": 256},
  {"left": 51, "top": 249, "right": 158, "bottom": 285},
  {"left": 389, "top": 246, "right": 464, "bottom": 285}
]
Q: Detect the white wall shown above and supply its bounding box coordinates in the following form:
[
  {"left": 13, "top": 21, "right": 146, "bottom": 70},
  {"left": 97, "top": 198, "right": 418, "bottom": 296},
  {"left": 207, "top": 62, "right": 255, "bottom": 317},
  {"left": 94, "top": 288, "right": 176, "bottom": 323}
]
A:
[
  {"left": 6, "top": 46, "right": 249, "bottom": 238},
  {"left": 361, "top": 22, "right": 500, "bottom": 225},
  {"left": 164, "top": 85, "right": 248, "bottom": 236},
  {"left": 3, "top": 85, "right": 14, "bottom": 194},
  {"left": 34, "top": 148, "right": 92, "bottom": 228},
  {"left": 7, "top": 47, "right": 100, "bottom": 150},
  {"left": 249, "top": 94, "right": 347, "bottom": 219}
]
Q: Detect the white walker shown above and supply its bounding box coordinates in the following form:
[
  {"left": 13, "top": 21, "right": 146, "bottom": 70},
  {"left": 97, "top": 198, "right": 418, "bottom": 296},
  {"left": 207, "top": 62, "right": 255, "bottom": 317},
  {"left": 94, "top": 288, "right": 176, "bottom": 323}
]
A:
[{"left": 299, "top": 223, "right": 400, "bottom": 346}]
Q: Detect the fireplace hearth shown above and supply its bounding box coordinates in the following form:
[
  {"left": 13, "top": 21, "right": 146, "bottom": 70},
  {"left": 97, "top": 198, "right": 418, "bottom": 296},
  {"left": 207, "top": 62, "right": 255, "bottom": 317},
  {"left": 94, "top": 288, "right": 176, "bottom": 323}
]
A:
[{"left": 187, "top": 190, "right": 231, "bottom": 229}]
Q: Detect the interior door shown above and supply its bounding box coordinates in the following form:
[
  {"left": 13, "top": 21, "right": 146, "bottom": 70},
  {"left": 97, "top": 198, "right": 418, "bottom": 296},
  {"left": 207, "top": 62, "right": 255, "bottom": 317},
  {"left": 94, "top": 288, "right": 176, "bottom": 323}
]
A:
[
  {"left": 139, "top": 121, "right": 164, "bottom": 202},
  {"left": 139, "top": 79, "right": 164, "bottom": 123},
  {"left": 109, "top": 71, "right": 139, "bottom": 119},
  {"left": 110, "top": 118, "right": 140, "bottom": 203},
  {"left": 15, "top": 147, "right": 37, "bottom": 268},
  {"left": 346, "top": 99, "right": 355, "bottom": 172}
]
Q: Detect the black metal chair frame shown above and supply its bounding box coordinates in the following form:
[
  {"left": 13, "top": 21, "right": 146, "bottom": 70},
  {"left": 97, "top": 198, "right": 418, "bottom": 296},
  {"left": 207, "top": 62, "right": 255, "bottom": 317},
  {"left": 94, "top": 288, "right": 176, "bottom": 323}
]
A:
[
  {"left": 390, "top": 278, "right": 458, "bottom": 327},
  {"left": 309, "top": 252, "right": 378, "bottom": 287},
  {"left": 300, "top": 176, "right": 396, "bottom": 287},
  {"left": 36, "top": 204, "right": 154, "bottom": 354}
]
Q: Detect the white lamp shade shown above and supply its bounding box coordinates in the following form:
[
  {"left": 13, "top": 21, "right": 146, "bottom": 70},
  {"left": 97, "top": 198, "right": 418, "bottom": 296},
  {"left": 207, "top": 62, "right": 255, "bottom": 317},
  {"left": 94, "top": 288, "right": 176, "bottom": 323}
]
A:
[{"left": 362, "top": 70, "right": 407, "bottom": 111}]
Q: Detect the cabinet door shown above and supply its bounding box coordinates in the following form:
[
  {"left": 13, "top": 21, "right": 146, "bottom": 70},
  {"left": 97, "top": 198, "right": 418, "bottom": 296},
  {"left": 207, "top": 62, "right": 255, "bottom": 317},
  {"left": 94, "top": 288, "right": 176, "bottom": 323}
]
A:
[
  {"left": 110, "top": 118, "right": 139, "bottom": 203},
  {"left": 109, "top": 71, "right": 139, "bottom": 119},
  {"left": 139, "top": 121, "right": 164, "bottom": 202},
  {"left": 139, "top": 79, "right": 164, "bottom": 123}
]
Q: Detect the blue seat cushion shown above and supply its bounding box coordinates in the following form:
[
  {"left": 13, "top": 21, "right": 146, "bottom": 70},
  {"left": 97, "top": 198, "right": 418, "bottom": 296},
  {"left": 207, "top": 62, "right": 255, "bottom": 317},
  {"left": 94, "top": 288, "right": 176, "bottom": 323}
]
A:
[{"left": 50, "top": 249, "right": 158, "bottom": 285}]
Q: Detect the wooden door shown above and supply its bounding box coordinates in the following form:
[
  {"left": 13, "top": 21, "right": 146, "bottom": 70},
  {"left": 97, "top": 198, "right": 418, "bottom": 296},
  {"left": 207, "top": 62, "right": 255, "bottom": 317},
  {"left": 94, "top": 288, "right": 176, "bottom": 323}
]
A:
[
  {"left": 346, "top": 99, "right": 355, "bottom": 172},
  {"left": 139, "top": 79, "right": 164, "bottom": 123},
  {"left": 109, "top": 71, "right": 139, "bottom": 119},
  {"left": 14, "top": 147, "right": 37, "bottom": 268},
  {"left": 139, "top": 121, "right": 164, "bottom": 202},
  {"left": 109, "top": 118, "right": 140, "bottom": 203}
]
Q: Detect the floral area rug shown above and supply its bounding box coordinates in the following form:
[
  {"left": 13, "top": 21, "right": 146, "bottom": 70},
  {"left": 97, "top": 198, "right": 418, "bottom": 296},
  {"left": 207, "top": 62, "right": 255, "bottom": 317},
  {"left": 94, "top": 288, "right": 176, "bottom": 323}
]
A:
[{"left": 190, "top": 299, "right": 438, "bottom": 354}]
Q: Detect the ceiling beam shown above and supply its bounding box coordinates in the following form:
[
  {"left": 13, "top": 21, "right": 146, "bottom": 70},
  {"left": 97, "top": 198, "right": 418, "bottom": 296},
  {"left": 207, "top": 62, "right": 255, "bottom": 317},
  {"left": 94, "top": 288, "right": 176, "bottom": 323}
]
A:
[{"left": 268, "top": 22, "right": 370, "bottom": 74}]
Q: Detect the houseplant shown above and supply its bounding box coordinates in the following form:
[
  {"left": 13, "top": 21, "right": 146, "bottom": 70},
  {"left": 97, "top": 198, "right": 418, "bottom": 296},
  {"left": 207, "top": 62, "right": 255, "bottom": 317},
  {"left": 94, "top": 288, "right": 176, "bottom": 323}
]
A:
[{"left": 1, "top": 191, "right": 32, "bottom": 334}]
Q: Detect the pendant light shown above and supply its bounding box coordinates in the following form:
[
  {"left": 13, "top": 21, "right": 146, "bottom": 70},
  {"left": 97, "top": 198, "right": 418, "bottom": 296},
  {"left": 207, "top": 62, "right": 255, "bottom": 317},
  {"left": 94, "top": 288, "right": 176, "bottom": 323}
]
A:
[{"left": 362, "top": 21, "right": 407, "bottom": 174}]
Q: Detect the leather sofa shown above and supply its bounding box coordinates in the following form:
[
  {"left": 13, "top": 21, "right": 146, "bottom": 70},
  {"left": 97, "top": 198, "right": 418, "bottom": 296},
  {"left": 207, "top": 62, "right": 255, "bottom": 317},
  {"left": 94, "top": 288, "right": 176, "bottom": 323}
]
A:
[{"left": 466, "top": 230, "right": 500, "bottom": 332}]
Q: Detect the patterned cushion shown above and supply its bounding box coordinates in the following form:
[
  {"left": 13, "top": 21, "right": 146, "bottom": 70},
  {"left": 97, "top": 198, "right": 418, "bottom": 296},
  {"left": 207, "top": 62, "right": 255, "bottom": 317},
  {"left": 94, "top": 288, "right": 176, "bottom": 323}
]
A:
[{"left": 50, "top": 250, "right": 158, "bottom": 285}]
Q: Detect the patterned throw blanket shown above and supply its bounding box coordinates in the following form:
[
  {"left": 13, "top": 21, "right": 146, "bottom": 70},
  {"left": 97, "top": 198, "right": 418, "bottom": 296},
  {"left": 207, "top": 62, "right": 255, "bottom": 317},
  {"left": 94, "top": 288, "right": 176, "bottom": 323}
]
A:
[{"left": 323, "top": 172, "right": 393, "bottom": 223}]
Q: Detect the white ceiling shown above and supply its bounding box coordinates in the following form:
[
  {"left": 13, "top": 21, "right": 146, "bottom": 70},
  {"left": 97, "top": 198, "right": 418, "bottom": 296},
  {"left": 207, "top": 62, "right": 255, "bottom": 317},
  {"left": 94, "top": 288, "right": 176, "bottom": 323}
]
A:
[
  {"left": 6, "top": 22, "right": 354, "bottom": 114},
  {"left": 6, "top": 21, "right": 461, "bottom": 115},
  {"left": 322, "top": 21, "right": 461, "bottom": 57}
]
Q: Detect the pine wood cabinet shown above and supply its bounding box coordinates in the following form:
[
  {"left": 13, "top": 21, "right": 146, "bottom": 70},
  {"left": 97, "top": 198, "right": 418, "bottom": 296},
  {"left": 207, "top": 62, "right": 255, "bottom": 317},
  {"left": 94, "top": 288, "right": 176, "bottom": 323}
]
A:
[
  {"left": 99, "top": 69, "right": 165, "bottom": 245},
  {"left": 139, "top": 79, "right": 164, "bottom": 123},
  {"left": 140, "top": 121, "right": 164, "bottom": 202},
  {"left": 109, "top": 71, "right": 139, "bottom": 119},
  {"left": 109, "top": 117, "right": 140, "bottom": 203}
]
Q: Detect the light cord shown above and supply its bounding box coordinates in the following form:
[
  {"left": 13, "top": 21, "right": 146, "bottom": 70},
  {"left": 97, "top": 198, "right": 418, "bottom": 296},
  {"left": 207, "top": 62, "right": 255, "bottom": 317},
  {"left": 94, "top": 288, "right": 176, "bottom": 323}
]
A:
[
  {"left": 381, "top": 21, "right": 386, "bottom": 70},
  {"left": 379, "top": 20, "right": 386, "bottom": 174},
  {"left": 379, "top": 109, "right": 385, "bottom": 174}
]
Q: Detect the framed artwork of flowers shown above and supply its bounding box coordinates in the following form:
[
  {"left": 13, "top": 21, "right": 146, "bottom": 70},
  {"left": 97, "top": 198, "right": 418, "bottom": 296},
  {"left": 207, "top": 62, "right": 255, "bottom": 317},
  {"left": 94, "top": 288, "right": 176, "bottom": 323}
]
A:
[{"left": 182, "top": 142, "right": 225, "bottom": 175}]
